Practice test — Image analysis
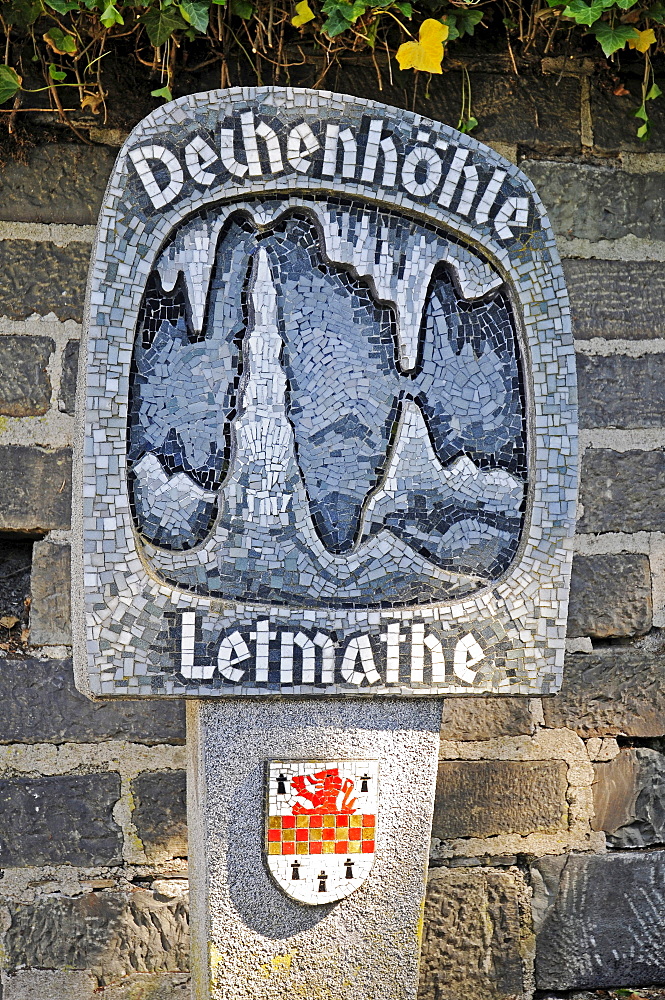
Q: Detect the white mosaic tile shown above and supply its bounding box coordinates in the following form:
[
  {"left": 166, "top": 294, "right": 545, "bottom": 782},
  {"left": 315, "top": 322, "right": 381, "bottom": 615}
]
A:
[{"left": 72, "top": 87, "right": 577, "bottom": 699}]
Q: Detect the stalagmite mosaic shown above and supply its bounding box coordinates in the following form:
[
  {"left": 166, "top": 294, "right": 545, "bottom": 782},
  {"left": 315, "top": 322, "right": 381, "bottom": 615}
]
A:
[{"left": 72, "top": 87, "right": 577, "bottom": 699}]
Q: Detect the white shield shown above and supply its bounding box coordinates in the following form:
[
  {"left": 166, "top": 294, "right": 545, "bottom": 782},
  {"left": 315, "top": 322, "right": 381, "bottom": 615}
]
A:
[{"left": 266, "top": 760, "right": 379, "bottom": 904}]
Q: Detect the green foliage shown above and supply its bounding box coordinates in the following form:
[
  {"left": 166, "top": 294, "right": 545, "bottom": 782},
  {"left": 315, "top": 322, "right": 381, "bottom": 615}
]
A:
[
  {"left": 0, "top": 0, "right": 662, "bottom": 138},
  {"left": 0, "top": 65, "right": 21, "bottom": 105},
  {"left": 589, "top": 20, "right": 638, "bottom": 54}
]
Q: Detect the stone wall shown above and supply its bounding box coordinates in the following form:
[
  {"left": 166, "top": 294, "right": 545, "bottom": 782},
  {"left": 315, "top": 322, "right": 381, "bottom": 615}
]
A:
[{"left": 0, "top": 63, "right": 664, "bottom": 999}]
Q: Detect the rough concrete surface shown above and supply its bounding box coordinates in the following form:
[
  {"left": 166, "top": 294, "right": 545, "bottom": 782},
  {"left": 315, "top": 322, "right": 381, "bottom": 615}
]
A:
[{"left": 188, "top": 698, "right": 442, "bottom": 1000}]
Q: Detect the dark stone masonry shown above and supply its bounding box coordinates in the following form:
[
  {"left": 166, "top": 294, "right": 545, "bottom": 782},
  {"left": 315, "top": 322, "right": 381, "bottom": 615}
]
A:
[{"left": 0, "top": 65, "right": 664, "bottom": 999}]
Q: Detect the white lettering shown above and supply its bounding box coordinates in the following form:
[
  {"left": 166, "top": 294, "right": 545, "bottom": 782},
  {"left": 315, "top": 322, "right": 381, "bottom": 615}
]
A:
[
  {"left": 411, "top": 624, "right": 447, "bottom": 682},
  {"left": 475, "top": 168, "right": 507, "bottom": 224},
  {"left": 218, "top": 630, "right": 251, "bottom": 683},
  {"left": 253, "top": 618, "right": 270, "bottom": 682},
  {"left": 453, "top": 632, "right": 484, "bottom": 684},
  {"left": 184, "top": 134, "right": 219, "bottom": 186},
  {"left": 438, "top": 148, "right": 469, "bottom": 208},
  {"left": 456, "top": 164, "right": 479, "bottom": 217},
  {"left": 341, "top": 634, "right": 380, "bottom": 685},
  {"left": 360, "top": 119, "right": 398, "bottom": 188},
  {"left": 241, "top": 111, "right": 284, "bottom": 176},
  {"left": 219, "top": 125, "right": 248, "bottom": 177},
  {"left": 179, "top": 611, "right": 196, "bottom": 678},
  {"left": 314, "top": 631, "right": 335, "bottom": 683},
  {"left": 401, "top": 144, "right": 442, "bottom": 198},
  {"left": 322, "top": 124, "right": 357, "bottom": 179},
  {"left": 129, "top": 144, "right": 183, "bottom": 209},
  {"left": 287, "top": 122, "right": 319, "bottom": 173},
  {"left": 294, "top": 631, "right": 316, "bottom": 682},
  {"left": 381, "top": 621, "right": 405, "bottom": 683},
  {"left": 494, "top": 196, "right": 530, "bottom": 239}
]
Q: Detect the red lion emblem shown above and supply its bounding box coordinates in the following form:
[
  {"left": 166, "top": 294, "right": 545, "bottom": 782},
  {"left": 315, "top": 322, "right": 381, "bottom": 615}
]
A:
[{"left": 291, "top": 767, "right": 357, "bottom": 815}]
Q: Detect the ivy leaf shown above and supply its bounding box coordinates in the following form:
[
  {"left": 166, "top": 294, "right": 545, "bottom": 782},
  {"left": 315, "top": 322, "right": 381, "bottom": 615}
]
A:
[
  {"left": 0, "top": 65, "right": 21, "bottom": 106},
  {"left": 151, "top": 84, "right": 173, "bottom": 100},
  {"left": 588, "top": 20, "right": 639, "bottom": 54},
  {"left": 615, "top": 0, "right": 639, "bottom": 8},
  {"left": 321, "top": 0, "right": 366, "bottom": 34},
  {"left": 179, "top": 0, "right": 209, "bottom": 30},
  {"left": 635, "top": 102, "right": 649, "bottom": 119},
  {"left": 646, "top": 0, "right": 665, "bottom": 21},
  {"left": 451, "top": 7, "right": 483, "bottom": 35},
  {"left": 647, "top": 82, "right": 663, "bottom": 99},
  {"left": 140, "top": 6, "right": 188, "bottom": 44},
  {"left": 230, "top": 0, "right": 254, "bottom": 16},
  {"left": 44, "top": 0, "right": 79, "bottom": 11},
  {"left": 43, "top": 27, "right": 78, "bottom": 55},
  {"left": 393, "top": 0, "right": 412, "bottom": 14},
  {"left": 100, "top": 3, "right": 124, "bottom": 25},
  {"left": 396, "top": 18, "right": 448, "bottom": 72},
  {"left": 561, "top": 0, "right": 605, "bottom": 25},
  {"left": 292, "top": 0, "right": 315, "bottom": 25},
  {"left": 48, "top": 62, "right": 67, "bottom": 79},
  {"left": 627, "top": 26, "right": 656, "bottom": 49},
  {"left": 4, "top": 0, "right": 42, "bottom": 27}
]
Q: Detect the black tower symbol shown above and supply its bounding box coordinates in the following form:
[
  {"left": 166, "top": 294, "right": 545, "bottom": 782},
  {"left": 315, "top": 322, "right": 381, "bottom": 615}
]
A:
[
  {"left": 360, "top": 773, "right": 371, "bottom": 792},
  {"left": 291, "top": 860, "right": 301, "bottom": 881},
  {"left": 318, "top": 871, "right": 327, "bottom": 892},
  {"left": 345, "top": 858, "right": 354, "bottom": 879},
  {"left": 276, "top": 773, "right": 287, "bottom": 795}
]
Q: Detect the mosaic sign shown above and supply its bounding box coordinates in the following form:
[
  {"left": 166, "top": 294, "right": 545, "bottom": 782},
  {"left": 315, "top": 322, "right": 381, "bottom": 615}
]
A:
[
  {"left": 266, "top": 760, "right": 378, "bottom": 904},
  {"left": 72, "top": 87, "right": 577, "bottom": 700}
]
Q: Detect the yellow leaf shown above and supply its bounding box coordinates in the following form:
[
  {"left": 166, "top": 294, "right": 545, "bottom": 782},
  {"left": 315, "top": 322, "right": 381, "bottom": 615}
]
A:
[
  {"left": 0, "top": 616, "right": 19, "bottom": 630},
  {"left": 292, "top": 0, "right": 315, "bottom": 26},
  {"left": 396, "top": 18, "right": 448, "bottom": 73},
  {"left": 628, "top": 27, "right": 656, "bottom": 52}
]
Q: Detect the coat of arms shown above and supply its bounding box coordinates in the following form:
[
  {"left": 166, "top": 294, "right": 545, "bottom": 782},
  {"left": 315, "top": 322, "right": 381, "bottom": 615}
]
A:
[{"left": 266, "top": 760, "right": 378, "bottom": 904}]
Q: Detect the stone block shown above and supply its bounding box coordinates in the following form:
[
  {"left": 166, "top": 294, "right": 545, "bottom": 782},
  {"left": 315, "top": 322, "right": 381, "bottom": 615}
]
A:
[
  {"left": 317, "top": 66, "right": 580, "bottom": 152},
  {"left": 419, "top": 867, "right": 525, "bottom": 1000},
  {"left": 522, "top": 160, "right": 665, "bottom": 242},
  {"left": 578, "top": 355, "right": 665, "bottom": 429},
  {"left": 0, "top": 145, "right": 116, "bottom": 225},
  {"left": 1, "top": 970, "right": 192, "bottom": 1000},
  {"left": 131, "top": 771, "right": 188, "bottom": 860},
  {"left": 0, "top": 888, "right": 189, "bottom": 985},
  {"left": 1, "top": 970, "right": 97, "bottom": 1000},
  {"left": 0, "top": 446, "right": 71, "bottom": 531},
  {"left": 594, "top": 747, "right": 665, "bottom": 848},
  {"left": 440, "top": 698, "right": 534, "bottom": 740},
  {"left": 0, "top": 656, "right": 185, "bottom": 744},
  {"left": 0, "top": 241, "right": 89, "bottom": 321},
  {"left": 591, "top": 76, "right": 665, "bottom": 154},
  {"left": 59, "top": 339, "right": 79, "bottom": 415},
  {"left": 0, "top": 336, "right": 54, "bottom": 416},
  {"left": 567, "top": 553, "right": 652, "bottom": 638},
  {"left": 532, "top": 850, "right": 665, "bottom": 990},
  {"left": 0, "top": 773, "right": 122, "bottom": 866},
  {"left": 29, "top": 539, "right": 71, "bottom": 644},
  {"left": 564, "top": 259, "right": 665, "bottom": 340},
  {"left": 433, "top": 760, "right": 567, "bottom": 839},
  {"left": 543, "top": 648, "right": 665, "bottom": 737},
  {"left": 578, "top": 449, "right": 665, "bottom": 534}
]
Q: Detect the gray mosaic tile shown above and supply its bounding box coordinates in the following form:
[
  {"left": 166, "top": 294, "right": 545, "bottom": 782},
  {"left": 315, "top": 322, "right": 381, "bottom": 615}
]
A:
[{"left": 72, "top": 87, "right": 577, "bottom": 699}]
